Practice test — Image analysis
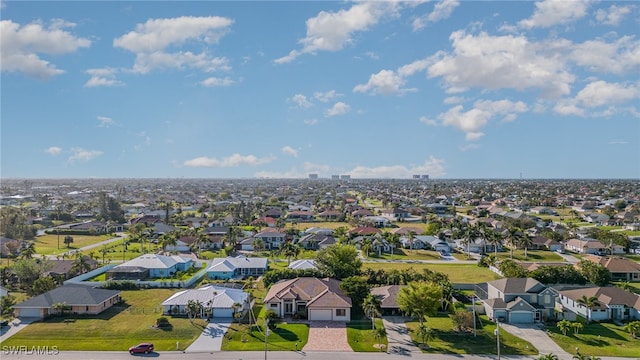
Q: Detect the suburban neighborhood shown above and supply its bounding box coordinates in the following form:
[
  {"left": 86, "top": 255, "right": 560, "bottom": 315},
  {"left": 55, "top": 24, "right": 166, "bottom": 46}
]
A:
[{"left": 1, "top": 177, "right": 639, "bottom": 360}]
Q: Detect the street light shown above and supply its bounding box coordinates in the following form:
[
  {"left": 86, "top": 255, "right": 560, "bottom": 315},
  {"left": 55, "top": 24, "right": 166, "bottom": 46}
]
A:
[
  {"left": 494, "top": 319, "right": 501, "bottom": 360},
  {"left": 472, "top": 295, "right": 477, "bottom": 337}
]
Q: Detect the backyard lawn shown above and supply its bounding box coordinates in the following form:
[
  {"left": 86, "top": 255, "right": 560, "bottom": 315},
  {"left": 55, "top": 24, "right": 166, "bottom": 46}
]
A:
[
  {"left": 405, "top": 313, "right": 537, "bottom": 356},
  {"left": 547, "top": 322, "right": 640, "bottom": 357},
  {"left": 362, "top": 262, "right": 501, "bottom": 283},
  {"left": 1, "top": 289, "right": 206, "bottom": 351},
  {"left": 495, "top": 249, "right": 565, "bottom": 262}
]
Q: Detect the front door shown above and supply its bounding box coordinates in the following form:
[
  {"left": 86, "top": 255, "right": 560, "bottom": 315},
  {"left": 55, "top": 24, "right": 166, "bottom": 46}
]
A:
[{"left": 285, "top": 302, "right": 293, "bottom": 314}]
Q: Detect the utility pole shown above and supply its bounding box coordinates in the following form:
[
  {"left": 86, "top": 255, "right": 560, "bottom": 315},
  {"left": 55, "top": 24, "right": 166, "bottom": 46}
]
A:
[
  {"left": 472, "top": 295, "right": 476, "bottom": 337},
  {"left": 57, "top": 228, "right": 60, "bottom": 250},
  {"left": 494, "top": 319, "right": 500, "bottom": 360},
  {"left": 264, "top": 318, "right": 270, "bottom": 360}
]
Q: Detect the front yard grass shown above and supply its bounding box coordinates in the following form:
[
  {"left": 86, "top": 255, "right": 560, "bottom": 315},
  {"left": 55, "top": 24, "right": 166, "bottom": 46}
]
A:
[
  {"left": 1, "top": 289, "right": 206, "bottom": 351},
  {"left": 34, "top": 234, "right": 113, "bottom": 255},
  {"left": 347, "top": 318, "right": 387, "bottom": 352},
  {"left": 495, "top": 249, "right": 565, "bottom": 262},
  {"left": 366, "top": 249, "right": 442, "bottom": 261},
  {"left": 362, "top": 263, "right": 501, "bottom": 283},
  {"left": 547, "top": 321, "right": 640, "bottom": 357},
  {"left": 405, "top": 313, "right": 537, "bottom": 356},
  {"left": 221, "top": 322, "right": 308, "bottom": 351}
]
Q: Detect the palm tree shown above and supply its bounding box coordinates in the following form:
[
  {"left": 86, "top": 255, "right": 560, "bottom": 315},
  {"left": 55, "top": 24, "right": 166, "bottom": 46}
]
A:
[
  {"left": 624, "top": 320, "right": 640, "bottom": 338},
  {"left": 407, "top": 231, "right": 416, "bottom": 252},
  {"left": 537, "top": 354, "right": 559, "bottom": 360},
  {"left": 374, "top": 326, "right": 387, "bottom": 352},
  {"left": 576, "top": 295, "right": 600, "bottom": 324},
  {"left": 557, "top": 319, "right": 572, "bottom": 336},
  {"left": 462, "top": 224, "right": 480, "bottom": 259},
  {"left": 505, "top": 227, "right": 523, "bottom": 259},
  {"left": 520, "top": 232, "right": 533, "bottom": 259},
  {"left": 279, "top": 241, "right": 300, "bottom": 265},
  {"left": 71, "top": 255, "right": 92, "bottom": 275},
  {"left": 361, "top": 238, "right": 373, "bottom": 258},
  {"left": 99, "top": 246, "right": 109, "bottom": 264},
  {"left": 363, "top": 294, "right": 382, "bottom": 330},
  {"left": 21, "top": 242, "right": 36, "bottom": 259},
  {"left": 252, "top": 238, "right": 265, "bottom": 253}
]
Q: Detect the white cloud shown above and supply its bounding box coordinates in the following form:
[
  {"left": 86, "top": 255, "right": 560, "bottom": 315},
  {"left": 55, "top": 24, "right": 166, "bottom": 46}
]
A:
[
  {"left": 553, "top": 99, "right": 585, "bottom": 116},
  {"left": 353, "top": 69, "right": 414, "bottom": 95},
  {"left": 348, "top": 156, "right": 446, "bottom": 178},
  {"left": 314, "top": 90, "right": 341, "bottom": 103},
  {"left": 326, "top": 102, "right": 351, "bottom": 116},
  {"left": 570, "top": 36, "right": 640, "bottom": 74},
  {"left": 290, "top": 94, "right": 313, "bottom": 108},
  {"left": 201, "top": 76, "right": 234, "bottom": 87},
  {"left": 184, "top": 153, "right": 275, "bottom": 168},
  {"left": 460, "top": 143, "right": 480, "bottom": 151},
  {"left": 303, "top": 161, "right": 332, "bottom": 174},
  {"left": 68, "top": 147, "right": 103, "bottom": 163},
  {"left": 0, "top": 19, "right": 91, "bottom": 79},
  {"left": 413, "top": 0, "right": 460, "bottom": 31},
  {"left": 428, "top": 30, "right": 574, "bottom": 98},
  {"left": 304, "top": 118, "right": 318, "bottom": 126},
  {"left": 595, "top": 4, "right": 634, "bottom": 26},
  {"left": 97, "top": 116, "right": 115, "bottom": 128},
  {"left": 84, "top": 67, "right": 124, "bottom": 87},
  {"left": 575, "top": 80, "right": 640, "bottom": 107},
  {"left": 518, "top": 0, "right": 592, "bottom": 29},
  {"left": 443, "top": 96, "right": 464, "bottom": 104},
  {"left": 419, "top": 116, "right": 438, "bottom": 126},
  {"left": 439, "top": 99, "right": 528, "bottom": 139},
  {"left": 254, "top": 168, "right": 307, "bottom": 179},
  {"left": 45, "top": 146, "right": 62, "bottom": 155},
  {"left": 274, "top": 2, "right": 400, "bottom": 64},
  {"left": 608, "top": 139, "right": 628, "bottom": 145},
  {"left": 113, "top": 16, "right": 233, "bottom": 75},
  {"left": 281, "top": 146, "right": 298, "bottom": 157}
]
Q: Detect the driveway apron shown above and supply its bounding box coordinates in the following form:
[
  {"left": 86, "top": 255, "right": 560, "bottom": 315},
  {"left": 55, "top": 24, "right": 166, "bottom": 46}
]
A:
[
  {"left": 499, "top": 322, "right": 571, "bottom": 359},
  {"left": 303, "top": 321, "right": 352, "bottom": 352},
  {"left": 184, "top": 318, "right": 232, "bottom": 352},
  {"left": 382, "top": 316, "right": 422, "bottom": 355}
]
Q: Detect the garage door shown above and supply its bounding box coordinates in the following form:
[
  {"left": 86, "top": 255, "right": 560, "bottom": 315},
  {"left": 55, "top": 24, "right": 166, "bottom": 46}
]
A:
[
  {"left": 309, "top": 309, "right": 332, "bottom": 321},
  {"left": 510, "top": 311, "right": 533, "bottom": 323},
  {"left": 18, "top": 308, "right": 41, "bottom": 318},
  {"left": 212, "top": 308, "right": 233, "bottom": 318}
]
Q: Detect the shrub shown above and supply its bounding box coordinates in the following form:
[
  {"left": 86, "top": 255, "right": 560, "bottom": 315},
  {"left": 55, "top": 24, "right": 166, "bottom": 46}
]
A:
[{"left": 155, "top": 317, "right": 172, "bottom": 329}]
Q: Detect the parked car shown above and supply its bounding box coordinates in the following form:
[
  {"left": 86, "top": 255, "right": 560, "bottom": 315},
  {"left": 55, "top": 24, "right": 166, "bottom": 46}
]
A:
[{"left": 129, "top": 343, "right": 154, "bottom": 354}]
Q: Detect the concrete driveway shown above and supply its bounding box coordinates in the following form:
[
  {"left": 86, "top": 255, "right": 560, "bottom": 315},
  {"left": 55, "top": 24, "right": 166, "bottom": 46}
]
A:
[
  {"left": 0, "top": 318, "right": 36, "bottom": 342},
  {"left": 184, "top": 318, "right": 232, "bottom": 352},
  {"left": 382, "top": 316, "right": 422, "bottom": 355},
  {"left": 498, "top": 322, "right": 571, "bottom": 359}
]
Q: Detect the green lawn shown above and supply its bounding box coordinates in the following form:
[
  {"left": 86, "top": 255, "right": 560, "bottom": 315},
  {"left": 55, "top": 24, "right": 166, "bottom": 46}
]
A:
[
  {"left": 82, "top": 239, "right": 163, "bottom": 262},
  {"left": 221, "top": 322, "right": 308, "bottom": 351},
  {"left": 362, "top": 263, "right": 501, "bottom": 283},
  {"left": 366, "top": 249, "right": 442, "bottom": 261},
  {"left": 33, "top": 234, "right": 113, "bottom": 255},
  {"left": 347, "top": 318, "right": 387, "bottom": 352},
  {"left": 495, "top": 249, "right": 565, "bottom": 262},
  {"left": 1, "top": 289, "right": 206, "bottom": 351},
  {"left": 547, "top": 322, "right": 640, "bottom": 357},
  {"left": 405, "top": 314, "right": 537, "bottom": 355}
]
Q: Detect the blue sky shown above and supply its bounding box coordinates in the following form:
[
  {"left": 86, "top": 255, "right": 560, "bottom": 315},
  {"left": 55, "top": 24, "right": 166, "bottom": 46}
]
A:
[{"left": 1, "top": 0, "right": 639, "bottom": 179}]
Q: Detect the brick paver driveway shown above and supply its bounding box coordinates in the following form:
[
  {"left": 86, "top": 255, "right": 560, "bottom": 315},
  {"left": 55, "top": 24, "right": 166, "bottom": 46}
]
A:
[{"left": 303, "top": 321, "right": 352, "bottom": 352}]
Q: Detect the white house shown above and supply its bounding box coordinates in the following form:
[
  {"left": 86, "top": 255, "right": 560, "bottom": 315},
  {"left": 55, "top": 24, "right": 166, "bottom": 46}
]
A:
[
  {"left": 207, "top": 256, "right": 269, "bottom": 280},
  {"left": 558, "top": 286, "right": 640, "bottom": 322},
  {"left": 107, "top": 254, "right": 194, "bottom": 280},
  {"left": 264, "top": 277, "right": 352, "bottom": 321},
  {"left": 161, "top": 285, "right": 250, "bottom": 318},
  {"left": 288, "top": 259, "right": 318, "bottom": 270}
]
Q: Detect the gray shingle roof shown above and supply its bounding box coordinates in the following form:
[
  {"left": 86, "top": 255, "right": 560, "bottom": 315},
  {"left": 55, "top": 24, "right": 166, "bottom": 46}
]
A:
[{"left": 13, "top": 285, "right": 120, "bottom": 308}]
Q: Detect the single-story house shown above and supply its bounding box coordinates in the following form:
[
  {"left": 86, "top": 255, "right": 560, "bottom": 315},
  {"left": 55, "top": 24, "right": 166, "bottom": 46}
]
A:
[
  {"left": 44, "top": 256, "right": 99, "bottom": 279},
  {"left": 12, "top": 284, "right": 121, "bottom": 319},
  {"left": 582, "top": 255, "right": 640, "bottom": 282},
  {"left": 478, "top": 277, "right": 557, "bottom": 323},
  {"left": 107, "top": 254, "right": 194, "bottom": 280},
  {"left": 558, "top": 286, "right": 640, "bottom": 322},
  {"left": 288, "top": 259, "right": 318, "bottom": 270},
  {"left": 161, "top": 285, "right": 250, "bottom": 318},
  {"left": 370, "top": 285, "right": 405, "bottom": 315},
  {"left": 207, "top": 256, "right": 269, "bottom": 280},
  {"left": 264, "top": 277, "right": 352, "bottom": 321}
]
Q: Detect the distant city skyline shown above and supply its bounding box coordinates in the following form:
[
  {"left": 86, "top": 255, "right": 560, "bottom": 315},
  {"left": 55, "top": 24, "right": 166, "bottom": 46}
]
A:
[{"left": 1, "top": 1, "right": 639, "bottom": 179}]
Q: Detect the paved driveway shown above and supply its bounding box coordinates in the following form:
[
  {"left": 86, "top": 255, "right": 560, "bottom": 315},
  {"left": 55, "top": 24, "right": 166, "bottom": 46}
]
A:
[
  {"left": 303, "top": 321, "right": 352, "bottom": 352},
  {"left": 499, "top": 323, "right": 571, "bottom": 359},
  {"left": 0, "top": 318, "right": 35, "bottom": 342},
  {"left": 382, "top": 316, "right": 422, "bottom": 355},
  {"left": 184, "top": 318, "right": 232, "bottom": 352}
]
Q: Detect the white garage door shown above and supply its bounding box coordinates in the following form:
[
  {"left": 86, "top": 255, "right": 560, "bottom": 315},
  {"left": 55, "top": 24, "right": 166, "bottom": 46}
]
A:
[
  {"left": 18, "top": 308, "right": 41, "bottom": 318},
  {"left": 309, "top": 309, "right": 332, "bottom": 321},
  {"left": 212, "top": 308, "right": 233, "bottom": 318}
]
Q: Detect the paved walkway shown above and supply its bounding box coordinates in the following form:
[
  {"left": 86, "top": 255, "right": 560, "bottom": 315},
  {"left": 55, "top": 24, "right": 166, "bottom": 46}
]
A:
[
  {"left": 382, "top": 316, "right": 422, "bottom": 355},
  {"left": 184, "top": 318, "right": 232, "bottom": 352},
  {"left": 303, "top": 321, "right": 352, "bottom": 352},
  {"left": 499, "top": 323, "right": 571, "bottom": 359}
]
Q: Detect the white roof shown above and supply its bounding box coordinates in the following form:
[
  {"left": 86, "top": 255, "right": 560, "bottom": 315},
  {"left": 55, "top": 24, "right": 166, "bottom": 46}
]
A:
[
  {"left": 288, "top": 259, "right": 317, "bottom": 270},
  {"left": 161, "top": 285, "right": 248, "bottom": 308},
  {"left": 207, "top": 257, "right": 268, "bottom": 272},
  {"left": 116, "top": 254, "right": 191, "bottom": 270}
]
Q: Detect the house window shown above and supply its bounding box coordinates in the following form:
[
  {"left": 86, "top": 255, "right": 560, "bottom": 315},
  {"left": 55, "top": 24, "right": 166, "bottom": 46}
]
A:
[
  {"left": 270, "top": 303, "right": 278, "bottom": 308},
  {"left": 336, "top": 309, "right": 346, "bottom": 317}
]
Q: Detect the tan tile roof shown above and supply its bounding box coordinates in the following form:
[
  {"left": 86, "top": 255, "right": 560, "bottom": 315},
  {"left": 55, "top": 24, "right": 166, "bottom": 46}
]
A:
[
  {"left": 264, "top": 277, "right": 352, "bottom": 308},
  {"left": 584, "top": 255, "right": 640, "bottom": 273},
  {"left": 560, "top": 286, "right": 640, "bottom": 310}
]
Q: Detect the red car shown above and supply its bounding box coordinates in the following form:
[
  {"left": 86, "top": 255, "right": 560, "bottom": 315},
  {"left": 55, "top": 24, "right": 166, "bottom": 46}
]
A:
[{"left": 129, "top": 343, "right": 154, "bottom": 354}]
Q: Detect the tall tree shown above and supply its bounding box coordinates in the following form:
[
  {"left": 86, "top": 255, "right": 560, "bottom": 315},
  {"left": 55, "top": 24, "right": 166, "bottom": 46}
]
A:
[
  {"left": 316, "top": 243, "right": 362, "bottom": 280},
  {"left": 576, "top": 295, "right": 600, "bottom": 324},
  {"left": 363, "top": 294, "right": 382, "bottom": 330},
  {"left": 397, "top": 282, "right": 442, "bottom": 326}
]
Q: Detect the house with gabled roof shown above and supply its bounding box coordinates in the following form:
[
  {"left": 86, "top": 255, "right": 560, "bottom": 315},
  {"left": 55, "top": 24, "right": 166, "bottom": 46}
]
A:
[
  {"left": 207, "top": 256, "right": 269, "bottom": 280},
  {"left": 161, "top": 284, "right": 250, "bottom": 318},
  {"left": 558, "top": 286, "right": 640, "bottom": 322},
  {"left": 12, "top": 284, "right": 121, "bottom": 319},
  {"left": 477, "top": 277, "right": 557, "bottom": 323},
  {"left": 583, "top": 255, "right": 640, "bottom": 282},
  {"left": 107, "top": 254, "right": 194, "bottom": 280},
  {"left": 264, "top": 277, "right": 352, "bottom": 321},
  {"left": 253, "top": 230, "right": 286, "bottom": 250},
  {"left": 370, "top": 285, "right": 405, "bottom": 316}
]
